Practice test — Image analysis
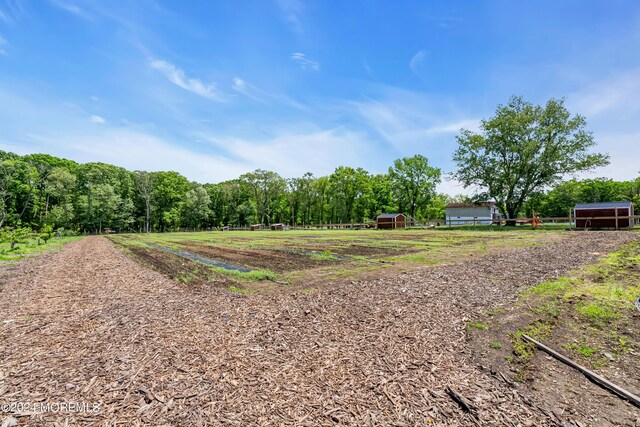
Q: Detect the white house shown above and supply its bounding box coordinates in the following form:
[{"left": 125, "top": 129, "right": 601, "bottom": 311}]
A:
[{"left": 445, "top": 202, "right": 499, "bottom": 225}]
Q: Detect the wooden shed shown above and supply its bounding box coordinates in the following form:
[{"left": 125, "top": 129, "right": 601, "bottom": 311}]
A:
[
  {"left": 250, "top": 224, "right": 262, "bottom": 231},
  {"left": 270, "top": 223, "right": 288, "bottom": 231},
  {"left": 376, "top": 213, "right": 406, "bottom": 229},
  {"left": 574, "top": 202, "right": 634, "bottom": 229}
]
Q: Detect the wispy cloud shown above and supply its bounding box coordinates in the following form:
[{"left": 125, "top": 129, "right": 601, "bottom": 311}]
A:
[
  {"left": 348, "top": 91, "right": 479, "bottom": 152},
  {"left": 409, "top": 50, "right": 427, "bottom": 79},
  {"left": 363, "top": 58, "right": 374, "bottom": 77},
  {"left": 90, "top": 115, "right": 105, "bottom": 124},
  {"left": 428, "top": 15, "right": 463, "bottom": 29},
  {"left": 232, "top": 75, "right": 309, "bottom": 110},
  {"left": 149, "top": 59, "right": 223, "bottom": 101},
  {"left": 276, "top": 0, "right": 303, "bottom": 34},
  {"left": 291, "top": 52, "right": 319, "bottom": 71},
  {"left": 569, "top": 69, "right": 640, "bottom": 121},
  {"left": 232, "top": 76, "right": 266, "bottom": 103},
  {"left": 0, "top": 0, "right": 26, "bottom": 22},
  {"left": 208, "top": 126, "right": 369, "bottom": 177},
  {"left": 47, "top": 0, "right": 92, "bottom": 19}
]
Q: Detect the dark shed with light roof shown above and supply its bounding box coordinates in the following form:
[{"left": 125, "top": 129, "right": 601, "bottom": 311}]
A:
[{"left": 574, "top": 201, "right": 634, "bottom": 229}]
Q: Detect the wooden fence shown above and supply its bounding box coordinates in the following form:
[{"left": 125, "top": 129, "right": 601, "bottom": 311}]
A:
[{"left": 240, "top": 215, "right": 636, "bottom": 230}]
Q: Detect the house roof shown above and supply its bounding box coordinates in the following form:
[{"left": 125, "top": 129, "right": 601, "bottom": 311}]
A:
[
  {"left": 377, "top": 213, "right": 405, "bottom": 218},
  {"left": 445, "top": 202, "right": 496, "bottom": 208},
  {"left": 575, "top": 201, "right": 633, "bottom": 209}
]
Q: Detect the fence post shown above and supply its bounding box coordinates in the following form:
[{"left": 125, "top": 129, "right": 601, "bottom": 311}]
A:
[{"left": 615, "top": 209, "right": 619, "bottom": 230}]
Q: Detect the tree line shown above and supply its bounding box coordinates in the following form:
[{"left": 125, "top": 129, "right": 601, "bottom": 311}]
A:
[
  {"left": 0, "top": 151, "right": 448, "bottom": 233},
  {"left": 1, "top": 96, "right": 635, "bottom": 234}
]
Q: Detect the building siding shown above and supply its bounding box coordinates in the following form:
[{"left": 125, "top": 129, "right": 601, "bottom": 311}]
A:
[{"left": 445, "top": 206, "right": 495, "bottom": 224}]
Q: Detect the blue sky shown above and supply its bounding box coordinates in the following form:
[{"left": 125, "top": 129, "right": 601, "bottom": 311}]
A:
[{"left": 0, "top": 0, "right": 639, "bottom": 194}]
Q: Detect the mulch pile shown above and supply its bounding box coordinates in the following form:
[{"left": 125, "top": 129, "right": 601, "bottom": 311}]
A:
[{"left": 0, "top": 232, "right": 637, "bottom": 426}]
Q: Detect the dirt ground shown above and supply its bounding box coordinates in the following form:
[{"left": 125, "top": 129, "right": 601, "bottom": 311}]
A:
[
  {"left": 176, "top": 241, "right": 334, "bottom": 273},
  {"left": 0, "top": 232, "right": 638, "bottom": 426}
]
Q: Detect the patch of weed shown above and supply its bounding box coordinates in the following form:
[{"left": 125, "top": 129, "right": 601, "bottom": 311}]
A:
[
  {"left": 467, "top": 322, "right": 488, "bottom": 330},
  {"left": 526, "top": 277, "right": 577, "bottom": 296},
  {"left": 176, "top": 271, "right": 197, "bottom": 283},
  {"left": 563, "top": 342, "right": 598, "bottom": 358},
  {"left": 532, "top": 300, "right": 561, "bottom": 317},
  {"left": 576, "top": 302, "right": 619, "bottom": 325},
  {"left": 482, "top": 307, "right": 506, "bottom": 316},
  {"left": 228, "top": 285, "right": 255, "bottom": 294}
]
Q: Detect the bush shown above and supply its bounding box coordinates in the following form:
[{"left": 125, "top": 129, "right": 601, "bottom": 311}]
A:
[
  {"left": 55, "top": 227, "right": 78, "bottom": 237},
  {"left": 39, "top": 225, "right": 54, "bottom": 244},
  {"left": 0, "top": 226, "right": 34, "bottom": 251}
]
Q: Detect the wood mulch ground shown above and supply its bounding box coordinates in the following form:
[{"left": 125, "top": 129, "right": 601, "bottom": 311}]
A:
[{"left": 0, "top": 232, "right": 638, "bottom": 426}]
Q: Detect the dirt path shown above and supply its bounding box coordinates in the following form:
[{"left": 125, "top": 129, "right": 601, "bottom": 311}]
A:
[{"left": 0, "top": 233, "right": 638, "bottom": 426}]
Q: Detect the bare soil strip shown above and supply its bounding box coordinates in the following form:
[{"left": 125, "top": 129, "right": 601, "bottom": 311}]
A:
[{"left": 0, "top": 232, "right": 637, "bottom": 426}]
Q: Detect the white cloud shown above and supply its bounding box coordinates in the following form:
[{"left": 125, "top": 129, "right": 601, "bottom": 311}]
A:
[
  {"left": 47, "top": 0, "right": 92, "bottom": 19},
  {"left": 4, "top": 129, "right": 246, "bottom": 183},
  {"left": 349, "top": 94, "right": 479, "bottom": 152},
  {"left": 409, "top": 50, "right": 427, "bottom": 78},
  {"left": 90, "top": 115, "right": 105, "bottom": 124},
  {"left": 277, "top": 0, "right": 303, "bottom": 34},
  {"left": 149, "top": 59, "right": 222, "bottom": 100},
  {"left": 231, "top": 75, "right": 309, "bottom": 110},
  {"left": 208, "top": 127, "right": 370, "bottom": 178},
  {"left": 565, "top": 70, "right": 640, "bottom": 181},
  {"left": 231, "top": 76, "right": 266, "bottom": 103},
  {"left": 575, "top": 132, "right": 640, "bottom": 181},
  {"left": 363, "top": 59, "right": 374, "bottom": 76},
  {"left": 568, "top": 69, "right": 640, "bottom": 126},
  {"left": 0, "top": 85, "right": 366, "bottom": 183},
  {"left": 0, "top": 0, "right": 26, "bottom": 23},
  {"left": 437, "top": 178, "right": 474, "bottom": 197},
  {"left": 232, "top": 76, "right": 245, "bottom": 91},
  {"left": 291, "top": 52, "right": 319, "bottom": 71}
]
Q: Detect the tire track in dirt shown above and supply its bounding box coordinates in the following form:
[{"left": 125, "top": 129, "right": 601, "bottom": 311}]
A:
[{"left": 0, "top": 232, "right": 637, "bottom": 426}]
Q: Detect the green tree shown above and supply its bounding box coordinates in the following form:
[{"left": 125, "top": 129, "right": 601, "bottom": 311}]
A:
[
  {"left": 133, "top": 171, "right": 155, "bottom": 232},
  {"left": 369, "top": 173, "right": 396, "bottom": 218},
  {"left": 0, "top": 159, "right": 39, "bottom": 228},
  {"left": 183, "top": 185, "right": 211, "bottom": 229},
  {"left": 388, "top": 155, "right": 441, "bottom": 220},
  {"left": 453, "top": 96, "right": 609, "bottom": 221},
  {"left": 45, "top": 167, "right": 77, "bottom": 229},
  {"left": 152, "top": 171, "right": 191, "bottom": 230},
  {"left": 327, "top": 167, "right": 372, "bottom": 223},
  {"left": 241, "top": 170, "right": 286, "bottom": 225}
]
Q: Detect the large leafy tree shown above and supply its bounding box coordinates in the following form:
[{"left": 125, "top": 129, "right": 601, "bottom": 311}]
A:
[
  {"left": 388, "top": 155, "right": 441, "bottom": 220},
  {"left": 183, "top": 185, "right": 211, "bottom": 229},
  {"left": 0, "top": 158, "right": 38, "bottom": 228},
  {"left": 328, "top": 166, "right": 371, "bottom": 223},
  {"left": 133, "top": 171, "right": 155, "bottom": 232},
  {"left": 45, "top": 167, "right": 77, "bottom": 229},
  {"left": 241, "top": 169, "right": 286, "bottom": 225},
  {"left": 152, "top": 171, "right": 191, "bottom": 230},
  {"left": 453, "top": 96, "right": 609, "bottom": 221}
]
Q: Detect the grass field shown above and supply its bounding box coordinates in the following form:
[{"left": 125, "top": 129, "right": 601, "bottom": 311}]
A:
[
  {"left": 109, "top": 228, "right": 565, "bottom": 292},
  {"left": 0, "top": 235, "right": 83, "bottom": 263}
]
